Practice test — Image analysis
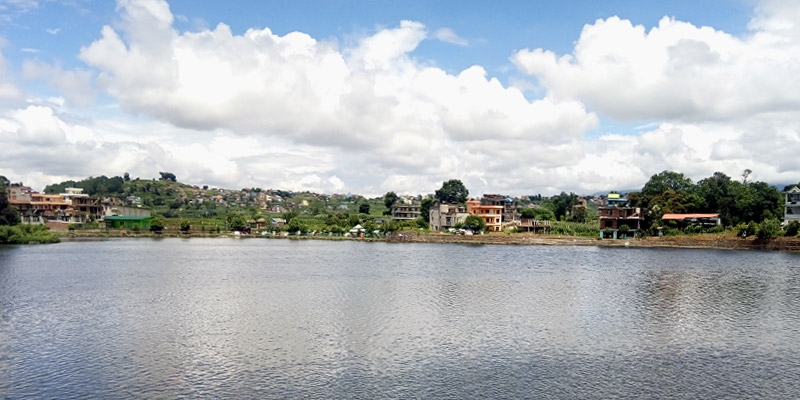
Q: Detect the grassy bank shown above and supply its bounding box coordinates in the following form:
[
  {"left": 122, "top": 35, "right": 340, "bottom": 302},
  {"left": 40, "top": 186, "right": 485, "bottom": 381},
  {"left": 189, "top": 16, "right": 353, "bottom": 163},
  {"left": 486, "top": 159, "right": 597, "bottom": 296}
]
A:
[{"left": 0, "top": 224, "right": 60, "bottom": 244}]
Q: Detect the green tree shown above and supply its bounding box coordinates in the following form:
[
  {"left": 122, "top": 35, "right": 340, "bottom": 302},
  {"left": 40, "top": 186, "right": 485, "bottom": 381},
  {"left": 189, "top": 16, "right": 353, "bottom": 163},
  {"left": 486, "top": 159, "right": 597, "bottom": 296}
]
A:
[
  {"left": 123, "top": 172, "right": 130, "bottom": 181},
  {"left": 544, "top": 192, "right": 578, "bottom": 221},
  {"left": 572, "top": 206, "right": 588, "bottom": 223},
  {"left": 733, "top": 181, "right": 781, "bottom": 224},
  {"left": 359, "top": 203, "right": 370, "bottom": 214},
  {"left": 696, "top": 172, "right": 737, "bottom": 225},
  {"left": 520, "top": 207, "right": 555, "bottom": 220},
  {"left": 435, "top": 179, "right": 469, "bottom": 204},
  {"left": 282, "top": 210, "right": 298, "bottom": 223},
  {"left": 414, "top": 216, "right": 429, "bottom": 229},
  {"left": 464, "top": 214, "right": 486, "bottom": 233},
  {"left": 0, "top": 185, "right": 20, "bottom": 226},
  {"left": 384, "top": 191, "right": 398, "bottom": 210},
  {"left": 227, "top": 212, "right": 247, "bottom": 231},
  {"left": 420, "top": 198, "right": 434, "bottom": 221},
  {"left": 362, "top": 220, "right": 377, "bottom": 235},
  {"left": 159, "top": 172, "right": 177, "bottom": 182},
  {"left": 180, "top": 220, "right": 191, "bottom": 232},
  {"left": 641, "top": 171, "right": 694, "bottom": 197},
  {"left": 287, "top": 218, "right": 307, "bottom": 234}
]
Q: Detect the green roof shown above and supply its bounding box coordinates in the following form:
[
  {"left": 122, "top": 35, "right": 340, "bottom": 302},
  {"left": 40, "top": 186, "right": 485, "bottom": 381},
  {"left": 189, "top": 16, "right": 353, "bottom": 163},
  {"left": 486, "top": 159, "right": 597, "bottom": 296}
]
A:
[{"left": 104, "top": 216, "right": 152, "bottom": 221}]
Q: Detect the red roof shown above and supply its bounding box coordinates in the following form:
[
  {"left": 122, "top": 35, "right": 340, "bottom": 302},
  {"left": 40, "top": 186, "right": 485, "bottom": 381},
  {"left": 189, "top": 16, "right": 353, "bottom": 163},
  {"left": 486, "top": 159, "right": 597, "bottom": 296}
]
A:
[{"left": 661, "top": 213, "right": 720, "bottom": 220}]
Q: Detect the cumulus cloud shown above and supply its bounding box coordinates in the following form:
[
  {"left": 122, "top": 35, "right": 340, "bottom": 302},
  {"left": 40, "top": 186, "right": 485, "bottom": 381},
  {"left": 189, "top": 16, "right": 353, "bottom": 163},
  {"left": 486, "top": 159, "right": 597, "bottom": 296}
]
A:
[
  {"left": 71, "top": 0, "right": 598, "bottom": 195},
  {"left": 6, "top": 0, "right": 800, "bottom": 196},
  {"left": 512, "top": 13, "right": 800, "bottom": 123}
]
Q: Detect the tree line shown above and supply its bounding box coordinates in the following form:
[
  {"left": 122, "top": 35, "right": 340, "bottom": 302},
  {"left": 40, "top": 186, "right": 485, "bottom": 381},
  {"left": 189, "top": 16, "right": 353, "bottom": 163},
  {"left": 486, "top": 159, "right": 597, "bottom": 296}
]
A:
[{"left": 629, "top": 170, "right": 785, "bottom": 229}]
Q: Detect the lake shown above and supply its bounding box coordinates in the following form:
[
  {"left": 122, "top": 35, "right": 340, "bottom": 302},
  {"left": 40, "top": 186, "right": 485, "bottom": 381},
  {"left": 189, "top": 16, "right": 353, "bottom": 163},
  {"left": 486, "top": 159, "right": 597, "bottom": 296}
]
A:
[{"left": 1, "top": 238, "right": 799, "bottom": 398}]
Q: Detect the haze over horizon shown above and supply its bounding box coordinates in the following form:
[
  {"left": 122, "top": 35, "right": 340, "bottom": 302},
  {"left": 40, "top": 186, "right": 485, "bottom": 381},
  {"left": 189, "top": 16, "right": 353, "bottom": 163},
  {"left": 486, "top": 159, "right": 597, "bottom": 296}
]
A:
[{"left": 2, "top": 0, "right": 799, "bottom": 197}]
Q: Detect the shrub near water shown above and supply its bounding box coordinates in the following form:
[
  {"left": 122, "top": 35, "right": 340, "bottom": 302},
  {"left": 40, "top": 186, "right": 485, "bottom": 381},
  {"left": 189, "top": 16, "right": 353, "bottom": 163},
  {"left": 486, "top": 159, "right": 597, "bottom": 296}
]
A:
[
  {"left": 550, "top": 221, "right": 599, "bottom": 237},
  {"left": 785, "top": 221, "right": 800, "bottom": 237},
  {"left": 0, "top": 224, "right": 60, "bottom": 244},
  {"left": 755, "top": 219, "right": 782, "bottom": 240}
]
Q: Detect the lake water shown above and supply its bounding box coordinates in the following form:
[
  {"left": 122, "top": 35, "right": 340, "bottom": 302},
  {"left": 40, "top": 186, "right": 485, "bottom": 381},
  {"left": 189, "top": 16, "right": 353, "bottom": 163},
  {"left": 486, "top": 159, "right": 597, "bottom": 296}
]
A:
[{"left": 1, "top": 238, "right": 799, "bottom": 398}]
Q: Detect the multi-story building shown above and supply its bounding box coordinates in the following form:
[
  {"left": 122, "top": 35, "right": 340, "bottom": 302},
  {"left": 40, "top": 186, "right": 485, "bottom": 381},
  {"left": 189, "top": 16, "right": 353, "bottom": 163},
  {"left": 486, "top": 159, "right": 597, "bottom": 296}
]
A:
[
  {"left": 391, "top": 203, "right": 420, "bottom": 222},
  {"left": 598, "top": 193, "right": 643, "bottom": 239},
  {"left": 466, "top": 199, "right": 503, "bottom": 232},
  {"left": 7, "top": 185, "right": 109, "bottom": 225},
  {"left": 11, "top": 193, "right": 72, "bottom": 224},
  {"left": 785, "top": 186, "right": 800, "bottom": 225},
  {"left": 481, "top": 194, "right": 518, "bottom": 223},
  {"left": 429, "top": 203, "right": 468, "bottom": 231}
]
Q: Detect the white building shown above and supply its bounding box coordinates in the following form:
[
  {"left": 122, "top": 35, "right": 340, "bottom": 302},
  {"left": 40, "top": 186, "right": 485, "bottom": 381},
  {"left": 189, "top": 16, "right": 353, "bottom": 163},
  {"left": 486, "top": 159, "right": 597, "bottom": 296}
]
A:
[
  {"left": 784, "top": 186, "right": 800, "bottom": 225},
  {"left": 429, "top": 203, "right": 468, "bottom": 231}
]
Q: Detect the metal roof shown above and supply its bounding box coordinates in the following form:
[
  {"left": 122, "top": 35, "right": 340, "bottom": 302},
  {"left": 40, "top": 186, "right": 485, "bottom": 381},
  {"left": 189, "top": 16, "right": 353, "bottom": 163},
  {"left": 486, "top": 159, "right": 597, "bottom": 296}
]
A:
[
  {"left": 661, "top": 213, "right": 720, "bottom": 220},
  {"left": 104, "top": 216, "right": 153, "bottom": 221}
]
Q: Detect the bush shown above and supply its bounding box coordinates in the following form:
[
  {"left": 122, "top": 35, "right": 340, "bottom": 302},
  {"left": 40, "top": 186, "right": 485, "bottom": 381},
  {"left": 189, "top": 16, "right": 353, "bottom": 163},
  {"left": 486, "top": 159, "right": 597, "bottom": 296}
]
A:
[
  {"left": 0, "top": 224, "right": 60, "bottom": 244},
  {"left": 756, "top": 219, "right": 782, "bottom": 240},
  {"left": 180, "top": 220, "right": 191, "bottom": 232},
  {"left": 735, "top": 222, "right": 756, "bottom": 238},
  {"left": 150, "top": 217, "right": 166, "bottom": 232},
  {"left": 785, "top": 221, "right": 800, "bottom": 237}
]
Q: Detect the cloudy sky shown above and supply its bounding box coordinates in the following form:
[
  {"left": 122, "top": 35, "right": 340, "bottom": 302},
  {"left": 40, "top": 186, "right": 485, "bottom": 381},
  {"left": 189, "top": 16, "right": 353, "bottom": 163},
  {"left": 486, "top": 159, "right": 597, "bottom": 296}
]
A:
[{"left": 1, "top": 0, "right": 799, "bottom": 196}]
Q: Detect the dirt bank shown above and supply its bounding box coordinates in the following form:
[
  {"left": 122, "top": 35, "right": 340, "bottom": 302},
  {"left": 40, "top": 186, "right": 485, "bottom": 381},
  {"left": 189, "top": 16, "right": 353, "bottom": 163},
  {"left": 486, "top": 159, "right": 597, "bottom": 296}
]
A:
[
  {"left": 58, "top": 230, "right": 800, "bottom": 252},
  {"left": 387, "top": 231, "right": 800, "bottom": 252}
]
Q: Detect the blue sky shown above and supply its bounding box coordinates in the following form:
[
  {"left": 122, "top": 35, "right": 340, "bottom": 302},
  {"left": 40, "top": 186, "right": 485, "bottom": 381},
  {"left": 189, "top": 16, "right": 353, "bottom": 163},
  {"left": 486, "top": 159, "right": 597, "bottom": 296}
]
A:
[
  {"left": 3, "top": 1, "right": 753, "bottom": 80},
  {"left": 1, "top": 0, "right": 799, "bottom": 196}
]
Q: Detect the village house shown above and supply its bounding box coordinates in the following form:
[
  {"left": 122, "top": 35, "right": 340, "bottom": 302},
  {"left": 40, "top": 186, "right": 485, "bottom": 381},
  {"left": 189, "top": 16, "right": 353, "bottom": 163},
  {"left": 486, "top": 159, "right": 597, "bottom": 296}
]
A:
[
  {"left": 7, "top": 185, "right": 107, "bottom": 226},
  {"left": 103, "top": 205, "right": 152, "bottom": 229},
  {"left": 785, "top": 186, "right": 800, "bottom": 225},
  {"left": 598, "top": 193, "right": 643, "bottom": 239},
  {"left": 466, "top": 199, "right": 503, "bottom": 232},
  {"left": 429, "top": 203, "right": 468, "bottom": 231},
  {"left": 480, "top": 194, "right": 519, "bottom": 224},
  {"left": 516, "top": 215, "right": 551, "bottom": 233},
  {"left": 391, "top": 202, "right": 420, "bottom": 222}
]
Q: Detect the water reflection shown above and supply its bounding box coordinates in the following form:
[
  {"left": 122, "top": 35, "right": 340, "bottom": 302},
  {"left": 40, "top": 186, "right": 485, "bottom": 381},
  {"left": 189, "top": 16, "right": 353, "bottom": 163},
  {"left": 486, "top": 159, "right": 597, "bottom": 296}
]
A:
[{"left": 1, "top": 240, "right": 799, "bottom": 398}]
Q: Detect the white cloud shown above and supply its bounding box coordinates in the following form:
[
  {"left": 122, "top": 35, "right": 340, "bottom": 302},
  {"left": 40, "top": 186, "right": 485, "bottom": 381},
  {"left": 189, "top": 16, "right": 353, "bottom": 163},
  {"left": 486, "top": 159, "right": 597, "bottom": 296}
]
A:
[
  {"left": 22, "top": 60, "right": 95, "bottom": 106},
  {"left": 68, "top": 0, "right": 599, "bottom": 195},
  {"left": 512, "top": 13, "right": 800, "bottom": 123},
  {"left": 0, "top": 43, "right": 23, "bottom": 103},
  {"left": 6, "top": 0, "right": 800, "bottom": 197},
  {"left": 433, "top": 27, "right": 468, "bottom": 46}
]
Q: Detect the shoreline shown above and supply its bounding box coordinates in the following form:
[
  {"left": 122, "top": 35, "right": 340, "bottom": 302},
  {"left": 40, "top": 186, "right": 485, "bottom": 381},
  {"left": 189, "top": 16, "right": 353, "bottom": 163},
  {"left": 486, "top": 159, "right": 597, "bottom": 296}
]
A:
[{"left": 56, "top": 230, "right": 800, "bottom": 252}]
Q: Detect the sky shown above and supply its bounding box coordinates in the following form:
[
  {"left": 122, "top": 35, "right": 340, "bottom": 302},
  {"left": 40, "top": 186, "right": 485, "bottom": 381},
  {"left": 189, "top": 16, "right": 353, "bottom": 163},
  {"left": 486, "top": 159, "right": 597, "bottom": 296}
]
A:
[{"left": 1, "top": 0, "right": 799, "bottom": 197}]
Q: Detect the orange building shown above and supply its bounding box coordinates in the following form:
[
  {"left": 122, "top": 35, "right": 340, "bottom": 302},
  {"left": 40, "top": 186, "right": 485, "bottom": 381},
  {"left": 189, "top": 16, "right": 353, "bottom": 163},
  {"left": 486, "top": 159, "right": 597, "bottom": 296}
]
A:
[{"left": 466, "top": 199, "right": 504, "bottom": 232}]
